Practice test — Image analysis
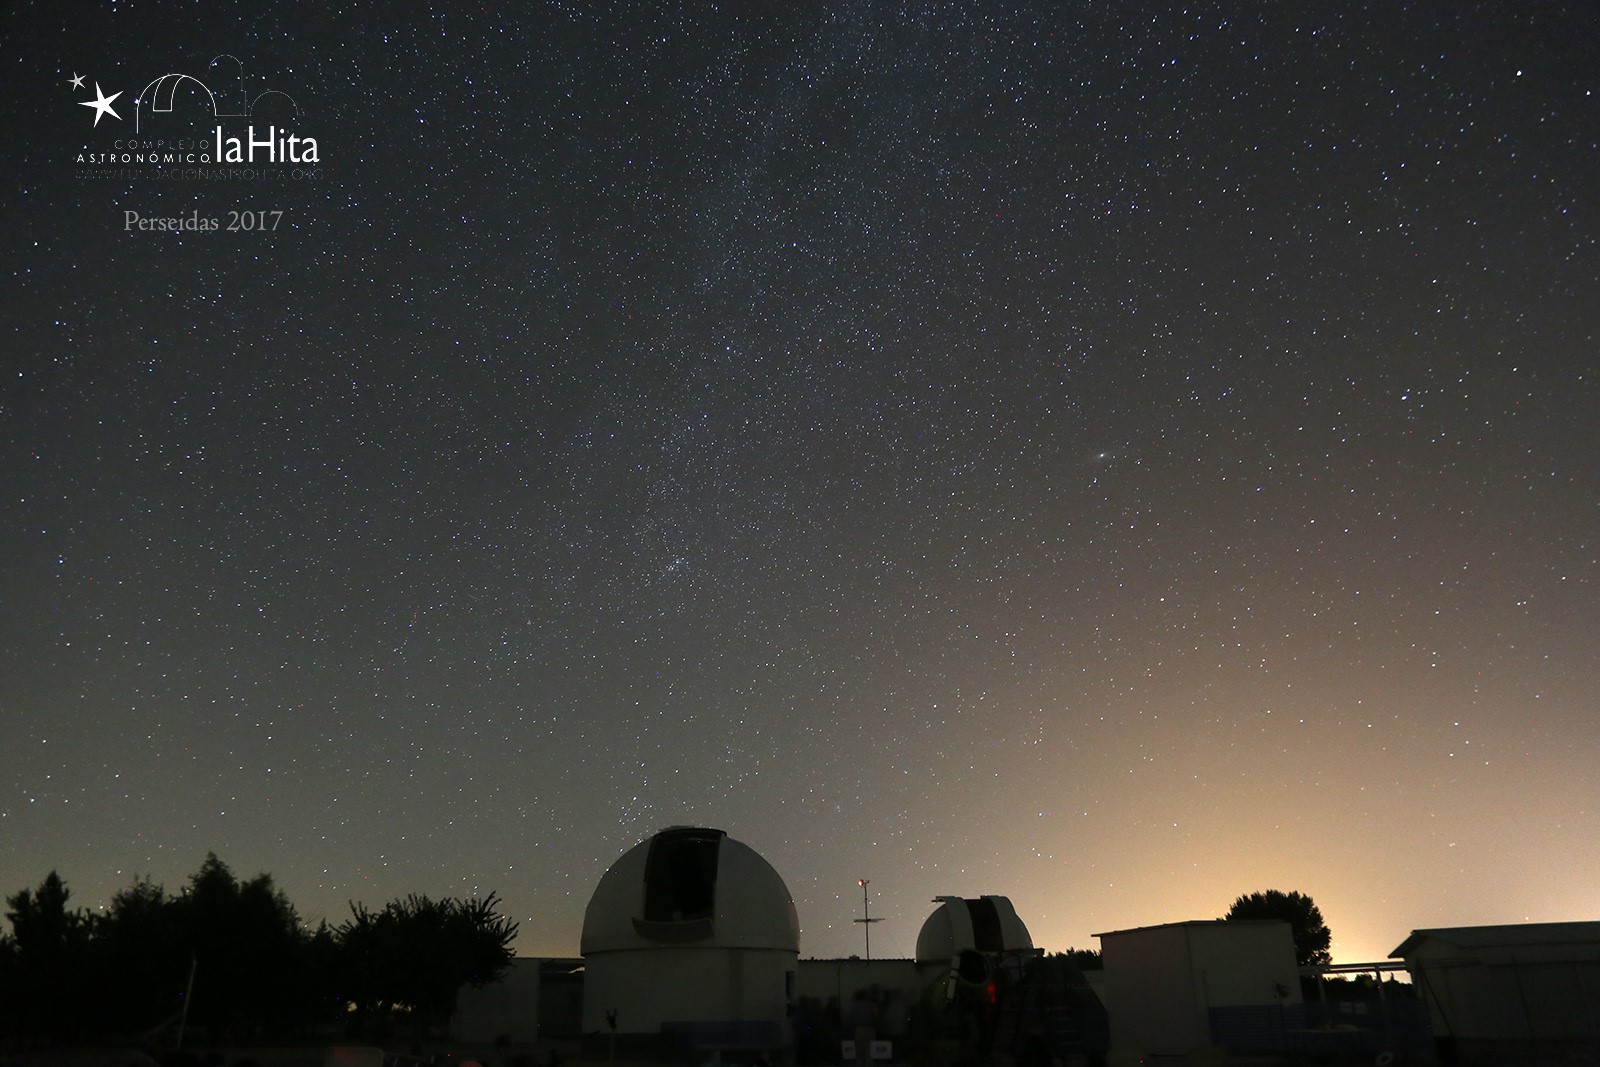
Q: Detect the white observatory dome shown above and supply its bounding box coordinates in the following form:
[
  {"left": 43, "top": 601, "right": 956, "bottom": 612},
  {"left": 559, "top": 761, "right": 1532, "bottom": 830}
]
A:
[
  {"left": 581, "top": 826, "right": 800, "bottom": 954},
  {"left": 915, "top": 895, "right": 1033, "bottom": 963},
  {"left": 579, "top": 827, "right": 800, "bottom": 1045}
]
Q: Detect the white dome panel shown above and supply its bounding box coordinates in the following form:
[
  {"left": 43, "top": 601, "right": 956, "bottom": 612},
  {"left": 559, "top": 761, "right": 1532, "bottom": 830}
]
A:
[
  {"left": 581, "top": 827, "right": 800, "bottom": 955},
  {"left": 915, "top": 895, "right": 1033, "bottom": 962}
]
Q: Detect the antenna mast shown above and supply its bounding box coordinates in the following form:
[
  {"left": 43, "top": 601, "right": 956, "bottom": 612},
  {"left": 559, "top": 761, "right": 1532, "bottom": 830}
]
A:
[{"left": 854, "top": 878, "right": 883, "bottom": 960}]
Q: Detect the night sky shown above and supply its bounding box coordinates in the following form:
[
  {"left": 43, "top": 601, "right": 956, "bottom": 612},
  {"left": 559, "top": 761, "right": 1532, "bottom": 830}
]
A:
[{"left": 3, "top": 2, "right": 1596, "bottom": 967}]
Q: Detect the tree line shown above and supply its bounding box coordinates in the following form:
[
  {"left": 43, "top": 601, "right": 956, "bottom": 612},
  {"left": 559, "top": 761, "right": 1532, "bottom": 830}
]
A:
[{"left": 0, "top": 854, "right": 516, "bottom": 1047}]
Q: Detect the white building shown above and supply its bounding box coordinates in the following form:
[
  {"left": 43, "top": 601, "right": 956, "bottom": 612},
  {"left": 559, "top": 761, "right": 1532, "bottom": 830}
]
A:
[
  {"left": 1390, "top": 922, "right": 1600, "bottom": 1060},
  {"left": 1095, "top": 920, "right": 1301, "bottom": 1058},
  {"left": 580, "top": 827, "right": 800, "bottom": 1056}
]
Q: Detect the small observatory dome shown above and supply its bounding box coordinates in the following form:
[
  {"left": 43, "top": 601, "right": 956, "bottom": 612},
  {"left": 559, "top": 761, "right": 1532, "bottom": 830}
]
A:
[
  {"left": 916, "top": 895, "right": 1034, "bottom": 964},
  {"left": 580, "top": 827, "right": 800, "bottom": 1045}
]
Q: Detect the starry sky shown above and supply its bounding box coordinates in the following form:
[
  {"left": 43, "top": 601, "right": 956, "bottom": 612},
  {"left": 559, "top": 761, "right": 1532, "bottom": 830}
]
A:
[{"left": 3, "top": 1, "right": 1597, "bottom": 968}]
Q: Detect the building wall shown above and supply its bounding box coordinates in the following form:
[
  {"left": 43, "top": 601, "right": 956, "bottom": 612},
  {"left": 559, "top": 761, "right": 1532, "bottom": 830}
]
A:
[
  {"left": 453, "top": 957, "right": 541, "bottom": 1043},
  {"left": 1511, "top": 959, "right": 1600, "bottom": 1041},
  {"left": 1101, "top": 924, "right": 1203, "bottom": 1056},
  {"left": 1098, "top": 921, "right": 1300, "bottom": 1058},
  {"left": 1410, "top": 944, "right": 1600, "bottom": 1043},
  {"left": 538, "top": 962, "right": 586, "bottom": 1039},
  {"left": 1187, "top": 922, "right": 1303, "bottom": 1010},
  {"left": 797, "top": 958, "right": 924, "bottom": 1038},
  {"left": 581, "top": 945, "right": 797, "bottom": 1035}
]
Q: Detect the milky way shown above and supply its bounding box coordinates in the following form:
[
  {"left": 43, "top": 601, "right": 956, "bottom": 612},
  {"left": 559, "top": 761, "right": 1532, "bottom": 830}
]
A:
[{"left": 2, "top": 1, "right": 1596, "bottom": 965}]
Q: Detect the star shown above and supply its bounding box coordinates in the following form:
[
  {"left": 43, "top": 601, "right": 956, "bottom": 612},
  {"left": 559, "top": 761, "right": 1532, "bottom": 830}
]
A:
[
  {"left": 79, "top": 83, "right": 122, "bottom": 126},
  {"left": 69, "top": 73, "right": 86, "bottom": 90}
]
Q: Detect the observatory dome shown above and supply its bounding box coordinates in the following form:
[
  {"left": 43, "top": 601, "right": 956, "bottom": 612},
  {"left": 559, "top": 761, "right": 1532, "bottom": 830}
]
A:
[
  {"left": 581, "top": 826, "right": 800, "bottom": 955},
  {"left": 915, "top": 895, "right": 1033, "bottom": 963}
]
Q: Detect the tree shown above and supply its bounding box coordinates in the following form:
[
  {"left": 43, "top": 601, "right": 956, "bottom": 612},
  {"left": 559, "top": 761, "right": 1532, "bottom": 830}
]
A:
[
  {"left": 0, "top": 859, "right": 516, "bottom": 1046},
  {"left": 1223, "top": 889, "right": 1332, "bottom": 967},
  {"left": 0, "top": 930, "right": 16, "bottom": 1042},
  {"left": 90, "top": 876, "right": 188, "bottom": 1038},
  {"left": 336, "top": 892, "right": 518, "bottom": 1039},
  {"left": 1048, "top": 947, "right": 1103, "bottom": 971},
  {"left": 171, "top": 853, "right": 312, "bottom": 1039},
  {"left": 89, "top": 860, "right": 334, "bottom": 1042},
  {"left": 5, "top": 871, "right": 91, "bottom": 1041}
]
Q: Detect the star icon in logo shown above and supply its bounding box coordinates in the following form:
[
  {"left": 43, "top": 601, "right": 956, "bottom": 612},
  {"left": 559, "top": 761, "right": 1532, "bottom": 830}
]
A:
[
  {"left": 79, "top": 82, "right": 123, "bottom": 126},
  {"left": 69, "top": 73, "right": 86, "bottom": 90}
]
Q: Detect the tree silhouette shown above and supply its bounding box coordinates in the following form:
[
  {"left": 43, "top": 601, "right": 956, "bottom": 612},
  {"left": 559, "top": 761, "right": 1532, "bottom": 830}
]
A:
[
  {"left": 0, "top": 860, "right": 513, "bottom": 1045},
  {"left": 1223, "top": 889, "right": 1332, "bottom": 967},
  {"left": 91, "top": 876, "right": 188, "bottom": 1037},
  {"left": 4, "top": 871, "right": 90, "bottom": 1041},
  {"left": 0, "top": 929, "right": 15, "bottom": 1043},
  {"left": 85, "top": 858, "right": 343, "bottom": 1042},
  {"left": 1049, "top": 947, "right": 1103, "bottom": 971},
  {"left": 337, "top": 892, "right": 518, "bottom": 1040},
  {"left": 172, "top": 853, "right": 312, "bottom": 1040}
]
